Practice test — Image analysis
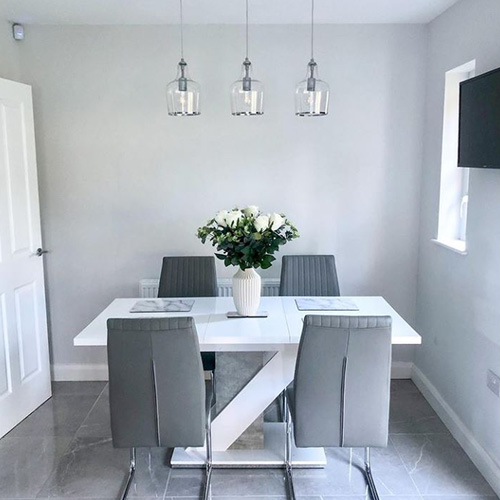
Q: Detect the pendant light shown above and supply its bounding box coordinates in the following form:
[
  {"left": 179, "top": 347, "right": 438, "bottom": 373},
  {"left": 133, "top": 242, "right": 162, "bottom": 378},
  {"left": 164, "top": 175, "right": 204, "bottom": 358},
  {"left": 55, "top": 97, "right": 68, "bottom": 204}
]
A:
[
  {"left": 295, "top": 0, "right": 329, "bottom": 117},
  {"left": 230, "top": 0, "right": 264, "bottom": 116},
  {"left": 166, "top": 0, "right": 201, "bottom": 116}
]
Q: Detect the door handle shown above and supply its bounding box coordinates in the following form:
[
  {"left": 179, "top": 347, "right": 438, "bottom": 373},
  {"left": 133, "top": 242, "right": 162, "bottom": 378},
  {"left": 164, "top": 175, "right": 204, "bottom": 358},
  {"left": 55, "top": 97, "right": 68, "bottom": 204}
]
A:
[{"left": 35, "top": 248, "right": 48, "bottom": 257}]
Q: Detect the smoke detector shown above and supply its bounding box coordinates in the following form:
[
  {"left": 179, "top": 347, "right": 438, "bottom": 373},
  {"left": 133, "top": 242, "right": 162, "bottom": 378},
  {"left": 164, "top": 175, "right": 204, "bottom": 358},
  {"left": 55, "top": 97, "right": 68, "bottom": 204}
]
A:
[{"left": 12, "top": 24, "right": 24, "bottom": 41}]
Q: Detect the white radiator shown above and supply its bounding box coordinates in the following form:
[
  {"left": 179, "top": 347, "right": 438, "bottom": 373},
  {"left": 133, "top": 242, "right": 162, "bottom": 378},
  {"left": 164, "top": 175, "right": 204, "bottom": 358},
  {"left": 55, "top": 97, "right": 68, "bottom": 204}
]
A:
[{"left": 139, "top": 278, "right": 280, "bottom": 298}]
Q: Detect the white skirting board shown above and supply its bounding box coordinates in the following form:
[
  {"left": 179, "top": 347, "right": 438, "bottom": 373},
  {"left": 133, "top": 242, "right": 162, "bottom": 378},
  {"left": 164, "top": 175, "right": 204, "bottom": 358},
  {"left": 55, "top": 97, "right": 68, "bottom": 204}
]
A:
[
  {"left": 52, "top": 360, "right": 414, "bottom": 382},
  {"left": 51, "top": 363, "right": 109, "bottom": 381},
  {"left": 412, "top": 365, "right": 500, "bottom": 498}
]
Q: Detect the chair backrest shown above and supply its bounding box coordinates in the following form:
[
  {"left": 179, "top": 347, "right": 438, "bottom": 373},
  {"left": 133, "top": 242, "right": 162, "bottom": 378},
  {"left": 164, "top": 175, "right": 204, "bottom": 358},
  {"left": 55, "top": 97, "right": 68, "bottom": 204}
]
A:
[
  {"left": 107, "top": 317, "right": 205, "bottom": 449},
  {"left": 293, "top": 315, "right": 392, "bottom": 448},
  {"left": 158, "top": 256, "right": 217, "bottom": 298},
  {"left": 279, "top": 255, "right": 340, "bottom": 296}
]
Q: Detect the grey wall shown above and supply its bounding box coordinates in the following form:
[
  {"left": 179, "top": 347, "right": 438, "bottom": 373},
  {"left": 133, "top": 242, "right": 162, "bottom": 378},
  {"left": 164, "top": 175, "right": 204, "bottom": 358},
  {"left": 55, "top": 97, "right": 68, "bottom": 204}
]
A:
[
  {"left": 0, "top": 10, "right": 19, "bottom": 80},
  {"left": 416, "top": 0, "right": 500, "bottom": 467},
  {"left": 15, "top": 24, "right": 426, "bottom": 370}
]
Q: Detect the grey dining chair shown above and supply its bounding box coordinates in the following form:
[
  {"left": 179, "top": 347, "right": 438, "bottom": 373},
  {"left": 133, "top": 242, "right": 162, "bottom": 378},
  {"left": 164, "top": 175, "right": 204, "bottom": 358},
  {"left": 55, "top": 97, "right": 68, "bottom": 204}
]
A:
[
  {"left": 107, "top": 317, "right": 213, "bottom": 500},
  {"left": 279, "top": 255, "right": 340, "bottom": 297},
  {"left": 158, "top": 256, "right": 217, "bottom": 373},
  {"left": 284, "top": 315, "right": 392, "bottom": 500}
]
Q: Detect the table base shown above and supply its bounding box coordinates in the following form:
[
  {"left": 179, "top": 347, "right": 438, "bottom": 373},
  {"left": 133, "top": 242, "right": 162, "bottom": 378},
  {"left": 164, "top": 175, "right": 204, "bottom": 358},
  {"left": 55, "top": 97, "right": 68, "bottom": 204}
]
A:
[{"left": 171, "top": 423, "right": 326, "bottom": 468}]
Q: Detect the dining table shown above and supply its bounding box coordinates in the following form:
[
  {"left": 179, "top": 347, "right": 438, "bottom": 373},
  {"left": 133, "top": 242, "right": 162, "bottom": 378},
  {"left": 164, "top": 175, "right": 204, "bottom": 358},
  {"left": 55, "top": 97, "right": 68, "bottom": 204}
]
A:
[{"left": 73, "top": 295, "right": 422, "bottom": 468}]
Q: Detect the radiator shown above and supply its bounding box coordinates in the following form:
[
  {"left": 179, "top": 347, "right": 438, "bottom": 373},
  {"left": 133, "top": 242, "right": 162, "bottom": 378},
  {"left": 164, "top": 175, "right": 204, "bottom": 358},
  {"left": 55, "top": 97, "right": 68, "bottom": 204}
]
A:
[{"left": 139, "top": 278, "right": 280, "bottom": 298}]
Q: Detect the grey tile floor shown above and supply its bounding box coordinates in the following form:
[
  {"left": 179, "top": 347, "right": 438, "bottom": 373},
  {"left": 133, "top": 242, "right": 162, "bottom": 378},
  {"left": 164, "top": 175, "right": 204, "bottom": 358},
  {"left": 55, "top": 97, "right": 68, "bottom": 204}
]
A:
[{"left": 0, "top": 380, "right": 497, "bottom": 500}]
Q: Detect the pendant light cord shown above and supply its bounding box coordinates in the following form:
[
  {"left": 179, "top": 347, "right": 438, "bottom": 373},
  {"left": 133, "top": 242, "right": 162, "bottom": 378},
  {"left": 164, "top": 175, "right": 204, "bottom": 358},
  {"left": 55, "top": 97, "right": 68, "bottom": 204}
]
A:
[
  {"left": 245, "top": 0, "right": 249, "bottom": 59},
  {"left": 310, "top": 0, "right": 315, "bottom": 60},
  {"left": 180, "top": 0, "right": 184, "bottom": 59}
]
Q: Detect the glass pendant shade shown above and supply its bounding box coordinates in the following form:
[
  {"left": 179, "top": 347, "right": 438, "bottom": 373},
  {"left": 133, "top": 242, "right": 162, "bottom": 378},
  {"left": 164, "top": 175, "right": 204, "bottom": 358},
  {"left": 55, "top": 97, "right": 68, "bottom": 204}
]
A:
[
  {"left": 166, "top": 59, "right": 200, "bottom": 116},
  {"left": 295, "top": 59, "right": 329, "bottom": 117},
  {"left": 230, "top": 58, "right": 264, "bottom": 116}
]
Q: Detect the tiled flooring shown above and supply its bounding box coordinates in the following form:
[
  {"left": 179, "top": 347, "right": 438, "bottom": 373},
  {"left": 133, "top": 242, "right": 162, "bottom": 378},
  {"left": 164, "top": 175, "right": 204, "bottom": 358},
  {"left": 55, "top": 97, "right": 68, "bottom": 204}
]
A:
[{"left": 0, "top": 380, "right": 497, "bottom": 500}]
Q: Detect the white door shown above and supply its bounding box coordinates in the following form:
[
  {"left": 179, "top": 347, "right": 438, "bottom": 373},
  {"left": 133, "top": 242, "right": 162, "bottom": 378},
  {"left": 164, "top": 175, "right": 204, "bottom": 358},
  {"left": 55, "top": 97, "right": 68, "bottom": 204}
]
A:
[{"left": 0, "top": 78, "right": 51, "bottom": 438}]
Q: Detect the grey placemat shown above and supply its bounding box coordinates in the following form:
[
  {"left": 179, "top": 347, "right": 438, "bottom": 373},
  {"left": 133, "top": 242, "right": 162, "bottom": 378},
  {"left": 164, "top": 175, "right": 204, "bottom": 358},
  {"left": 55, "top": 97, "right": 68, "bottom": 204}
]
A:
[
  {"left": 295, "top": 298, "right": 359, "bottom": 311},
  {"left": 130, "top": 299, "right": 195, "bottom": 313}
]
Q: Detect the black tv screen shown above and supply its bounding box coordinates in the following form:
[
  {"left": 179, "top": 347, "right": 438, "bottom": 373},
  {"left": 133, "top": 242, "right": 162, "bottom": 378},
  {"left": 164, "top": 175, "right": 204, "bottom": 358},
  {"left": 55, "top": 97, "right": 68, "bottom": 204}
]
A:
[{"left": 459, "top": 67, "right": 500, "bottom": 169}]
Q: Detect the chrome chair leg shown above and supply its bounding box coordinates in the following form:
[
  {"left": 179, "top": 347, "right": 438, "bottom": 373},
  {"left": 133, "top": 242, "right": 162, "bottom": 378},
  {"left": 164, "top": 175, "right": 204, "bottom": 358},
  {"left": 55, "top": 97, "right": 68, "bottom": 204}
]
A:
[
  {"left": 364, "top": 448, "right": 380, "bottom": 500},
  {"left": 211, "top": 369, "right": 217, "bottom": 410},
  {"left": 280, "top": 390, "right": 286, "bottom": 422},
  {"left": 203, "top": 375, "right": 214, "bottom": 500},
  {"left": 119, "top": 447, "right": 136, "bottom": 500},
  {"left": 283, "top": 392, "right": 296, "bottom": 500}
]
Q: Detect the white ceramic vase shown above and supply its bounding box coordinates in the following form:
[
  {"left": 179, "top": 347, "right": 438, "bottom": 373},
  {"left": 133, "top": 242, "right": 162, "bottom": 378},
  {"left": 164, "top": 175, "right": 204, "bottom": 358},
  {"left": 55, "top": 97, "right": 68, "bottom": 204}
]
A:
[{"left": 232, "top": 268, "right": 262, "bottom": 316}]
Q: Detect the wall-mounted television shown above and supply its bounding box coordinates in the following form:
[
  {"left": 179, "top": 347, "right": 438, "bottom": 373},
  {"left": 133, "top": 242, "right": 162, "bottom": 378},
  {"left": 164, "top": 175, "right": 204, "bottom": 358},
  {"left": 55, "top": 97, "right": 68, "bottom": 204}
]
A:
[{"left": 458, "top": 67, "right": 500, "bottom": 169}]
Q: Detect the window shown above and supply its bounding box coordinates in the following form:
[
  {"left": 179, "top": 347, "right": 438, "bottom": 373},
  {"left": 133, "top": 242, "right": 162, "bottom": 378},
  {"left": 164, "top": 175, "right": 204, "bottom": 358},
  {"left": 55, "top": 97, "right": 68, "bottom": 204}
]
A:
[{"left": 435, "top": 60, "right": 476, "bottom": 254}]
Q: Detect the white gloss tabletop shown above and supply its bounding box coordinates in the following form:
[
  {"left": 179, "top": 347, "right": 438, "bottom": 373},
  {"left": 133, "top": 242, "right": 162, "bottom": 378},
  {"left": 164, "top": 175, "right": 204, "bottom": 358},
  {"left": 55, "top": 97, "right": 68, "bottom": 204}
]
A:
[{"left": 73, "top": 296, "right": 422, "bottom": 350}]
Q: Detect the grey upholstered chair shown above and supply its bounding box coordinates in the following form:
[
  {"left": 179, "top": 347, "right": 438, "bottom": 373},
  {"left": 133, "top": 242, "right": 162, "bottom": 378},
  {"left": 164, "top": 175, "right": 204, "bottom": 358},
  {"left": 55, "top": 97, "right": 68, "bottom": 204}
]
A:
[
  {"left": 279, "top": 255, "right": 340, "bottom": 297},
  {"left": 107, "top": 317, "right": 213, "bottom": 500},
  {"left": 158, "top": 256, "right": 217, "bottom": 298},
  {"left": 158, "top": 256, "right": 217, "bottom": 372},
  {"left": 284, "top": 315, "right": 392, "bottom": 500}
]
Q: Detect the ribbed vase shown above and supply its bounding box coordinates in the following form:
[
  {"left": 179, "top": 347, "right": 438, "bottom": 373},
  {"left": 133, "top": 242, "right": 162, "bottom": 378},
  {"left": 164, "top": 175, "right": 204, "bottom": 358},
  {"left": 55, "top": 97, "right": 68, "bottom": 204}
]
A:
[{"left": 232, "top": 268, "right": 262, "bottom": 316}]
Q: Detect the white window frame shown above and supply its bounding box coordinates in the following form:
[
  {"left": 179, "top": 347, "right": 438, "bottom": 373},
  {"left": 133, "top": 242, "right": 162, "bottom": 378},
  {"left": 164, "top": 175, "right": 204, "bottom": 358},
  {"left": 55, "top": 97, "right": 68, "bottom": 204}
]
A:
[{"left": 434, "top": 60, "right": 476, "bottom": 255}]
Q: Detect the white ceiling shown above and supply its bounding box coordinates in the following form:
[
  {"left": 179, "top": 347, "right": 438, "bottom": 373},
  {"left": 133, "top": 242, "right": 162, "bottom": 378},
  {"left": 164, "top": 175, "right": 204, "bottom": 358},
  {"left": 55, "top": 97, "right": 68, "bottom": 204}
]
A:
[{"left": 4, "top": 0, "right": 460, "bottom": 25}]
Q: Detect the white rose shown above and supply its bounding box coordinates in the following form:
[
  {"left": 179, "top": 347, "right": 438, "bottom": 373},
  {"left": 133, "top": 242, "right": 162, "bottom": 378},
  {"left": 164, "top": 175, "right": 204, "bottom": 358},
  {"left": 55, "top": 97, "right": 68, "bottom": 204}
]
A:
[
  {"left": 269, "top": 213, "right": 285, "bottom": 231},
  {"left": 225, "top": 210, "right": 243, "bottom": 227},
  {"left": 254, "top": 214, "right": 270, "bottom": 232},
  {"left": 215, "top": 210, "right": 229, "bottom": 227},
  {"left": 242, "top": 205, "right": 259, "bottom": 218}
]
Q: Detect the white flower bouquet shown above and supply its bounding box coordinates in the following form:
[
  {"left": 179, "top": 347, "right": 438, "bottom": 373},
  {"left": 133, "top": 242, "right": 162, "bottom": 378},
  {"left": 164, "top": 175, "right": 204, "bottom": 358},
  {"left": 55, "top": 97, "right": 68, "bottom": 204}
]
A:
[{"left": 197, "top": 206, "right": 299, "bottom": 270}]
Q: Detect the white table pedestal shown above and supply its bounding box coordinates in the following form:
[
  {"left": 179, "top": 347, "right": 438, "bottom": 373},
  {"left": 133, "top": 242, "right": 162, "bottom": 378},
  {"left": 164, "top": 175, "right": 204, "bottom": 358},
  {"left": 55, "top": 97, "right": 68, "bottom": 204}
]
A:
[
  {"left": 171, "top": 346, "right": 328, "bottom": 468},
  {"left": 171, "top": 422, "right": 326, "bottom": 468}
]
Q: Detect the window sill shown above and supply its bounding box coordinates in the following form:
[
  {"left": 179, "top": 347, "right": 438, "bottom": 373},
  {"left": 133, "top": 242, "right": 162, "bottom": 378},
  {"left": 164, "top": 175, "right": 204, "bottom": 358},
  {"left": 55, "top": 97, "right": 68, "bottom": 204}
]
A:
[{"left": 431, "top": 238, "right": 468, "bottom": 255}]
